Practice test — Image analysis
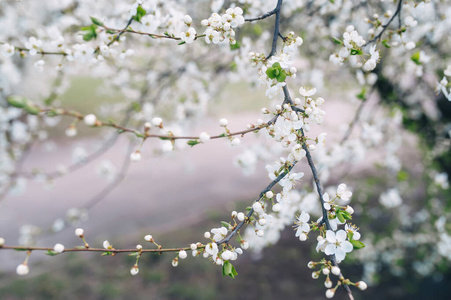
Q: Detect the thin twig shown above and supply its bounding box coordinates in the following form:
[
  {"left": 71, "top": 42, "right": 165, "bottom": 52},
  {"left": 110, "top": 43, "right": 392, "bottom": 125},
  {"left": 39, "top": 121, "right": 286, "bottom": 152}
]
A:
[{"left": 364, "top": 0, "right": 404, "bottom": 46}]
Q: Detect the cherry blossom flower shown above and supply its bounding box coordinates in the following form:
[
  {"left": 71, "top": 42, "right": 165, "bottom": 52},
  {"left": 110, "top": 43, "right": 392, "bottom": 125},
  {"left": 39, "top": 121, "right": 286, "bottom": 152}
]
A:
[{"left": 324, "top": 230, "right": 353, "bottom": 263}]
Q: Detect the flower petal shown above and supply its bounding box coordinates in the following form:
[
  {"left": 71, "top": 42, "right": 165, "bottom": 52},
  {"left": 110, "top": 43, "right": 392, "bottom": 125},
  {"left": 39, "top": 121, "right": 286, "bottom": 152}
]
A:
[{"left": 325, "top": 244, "right": 336, "bottom": 256}]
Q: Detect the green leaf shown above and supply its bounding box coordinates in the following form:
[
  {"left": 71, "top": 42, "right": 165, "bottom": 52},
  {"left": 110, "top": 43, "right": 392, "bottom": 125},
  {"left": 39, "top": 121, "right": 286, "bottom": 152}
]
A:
[
  {"left": 266, "top": 67, "right": 276, "bottom": 79},
  {"left": 336, "top": 211, "right": 345, "bottom": 223},
  {"left": 13, "top": 248, "right": 29, "bottom": 251},
  {"left": 221, "top": 221, "right": 230, "bottom": 229},
  {"left": 7, "top": 96, "right": 28, "bottom": 108},
  {"left": 187, "top": 140, "right": 200, "bottom": 147},
  {"left": 382, "top": 39, "right": 391, "bottom": 48},
  {"left": 230, "top": 41, "right": 241, "bottom": 50},
  {"left": 272, "top": 62, "right": 281, "bottom": 69},
  {"left": 82, "top": 24, "right": 97, "bottom": 41},
  {"left": 332, "top": 37, "right": 343, "bottom": 45},
  {"left": 128, "top": 252, "right": 139, "bottom": 257},
  {"left": 411, "top": 51, "right": 421, "bottom": 65},
  {"left": 106, "top": 30, "right": 116, "bottom": 34},
  {"left": 341, "top": 211, "right": 352, "bottom": 220},
  {"left": 356, "top": 87, "right": 367, "bottom": 101},
  {"left": 24, "top": 104, "right": 40, "bottom": 115},
  {"left": 397, "top": 170, "right": 409, "bottom": 182},
  {"left": 350, "top": 48, "right": 363, "bottom": 55},
  {"left": 222, "top": 261, "right": 238, "bottom": 278},
  {"left": 350, "top": 240, "right": 366, "bottom": 249},
  {"left": 133, "top": 5, "right": 147, "bottom": 22},
  {"left": 276, "top": 71, "right": 286, "bottom": 82},
  {"left": 101, "top": 251, "right": 113, "bottom": 256},
  {"left": 45, "top": 250, "right": 58, "bottom": 256},
  {"left": 178, "top": 41, "right": 186, "bottom": 45},
  {"left": 135, "top": 132, "right": 146, "bottom": 138},
  {"left": 90, "top": 17, "right": 104, "bottom": 26},
  {"left": 131, "top": 102, "right": 141, "bottom": 112}
]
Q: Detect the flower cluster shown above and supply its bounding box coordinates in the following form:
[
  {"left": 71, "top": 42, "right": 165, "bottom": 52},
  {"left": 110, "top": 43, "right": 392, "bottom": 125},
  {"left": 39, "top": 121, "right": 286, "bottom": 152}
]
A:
[
  {"left": 330, "top": 26, "right": 379, "bottom": 72},
  {"left": 201, "top": 7, "right": 245, "bottom": 45},
  {"left": 437, "top": 65, "right": 451, "bottom": 101}
]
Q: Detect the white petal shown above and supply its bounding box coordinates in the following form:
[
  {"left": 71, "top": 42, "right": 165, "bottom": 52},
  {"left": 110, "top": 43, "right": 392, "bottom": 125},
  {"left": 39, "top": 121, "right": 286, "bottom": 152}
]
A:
[
  {"left": 335, "top": 248, "right": 346, "bottom": 262},
  {"left": 336, "top": 230, "right": 347, "bottom": 242},
  {"left": 354, "top": 232, "right": 361, "bottom": 240},
  {"left": 340, "top": 241, "right": 354, "bottom": 253},
  {"left": 301, "top": 211, "right": 310, "bottom": 222},
  {"left": 326, "top": 231, "right": 336, "bottom": 243},
  {"left": 325, "top": 244, "right": 336, "bottom": 256}
]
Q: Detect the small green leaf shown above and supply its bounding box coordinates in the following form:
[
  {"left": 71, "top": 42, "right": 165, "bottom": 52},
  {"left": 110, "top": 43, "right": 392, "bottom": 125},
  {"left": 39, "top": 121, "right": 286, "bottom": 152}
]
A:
[
  {"left": 336, "top": 211, "right": 345, "bottom": 223},
  {"left": 7, "top": 96, "right": 28, "bottom": 108},
  {"left": 178, "top": 41, "right": 186, "bottom": 45},
  {"left": 266, "top": 67, "right": 276, "bottom": 79},
  {"left": 350, "top": 240, "right": 366, "bottom": 249},
  {"left": 222, "top": 261, "right": 238, "bottom": 278},
  {"left": 272, "top": 62, "right": 281, "bottom": 69},
  {"left": 13, "top": 248, "right": 29, "bottom": 251},
  {"left": 101, "top": 251, "right": 113, "bottom": 256},
  {"left": 159, "top": 137, "right": 171, "bottom": 140},
  {"left": 350, "top": 48, "right": 363, "bottom": 55},
  {"left": 382, "top": 39, "right": 391, "bottom": 48},
  {"left": 276, "top": 71, "right": 286, "bottom": 82},
  {"left": 187, "top": 140, "right": 200, "bottom": 147},
  {"left": 24, "top": 104, "right": 40, "bottom": 115},
  {"left": 411, "top": 51, "right": 421, "bottom": 65},
  {"left": 133, "top": 5, "right": 147, "bottom": 22},
  {"left": 332, "top": 37, "right": 343, "bottom": 45},
  {"left": 341, "top": 211, "right": 352, "bottom": 220},
  {"left": 90, "top": 17, "right": 104, "bottom": 26},
  {"left": 46, "top": 250, "right": 58, "bottom": 256},
  {"left": 218, "top": 133, "right": 227, "bottom": 137},
  {"left": 106, "top": 30, "right": 116, "bottom": 34},
  {"left": 128, "top": 252, "right": 139, "bottom": 257},
  {"left": 131, "top": 102, "right": 141, "bottom": 112},
  {"left": 221, "top": 221, "right": 230, "bottom": 229},
  {"left": 356, "top": 87, "right": 367, "bottom": 101},
  {"left": 230, "top": 41, "right": 241, "bottom": 50},
  {"left": 81, "top": 24, "right": 98, "bottom": 41},
  {"left": 397, "top": 170, "right": 409, "bottom": 182},
  {"left": 135, "top": 132, "right": 146, "bottom": 138}
]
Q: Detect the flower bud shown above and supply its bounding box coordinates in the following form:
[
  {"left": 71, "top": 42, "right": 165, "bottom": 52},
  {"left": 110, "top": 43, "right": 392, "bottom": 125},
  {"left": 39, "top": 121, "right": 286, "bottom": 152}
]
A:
[
  {"left": 331, "top": 266, "right": 341, "bottom": 275},
  {"left": 325, "top": 289, "right": 335, "bottom": 298},
  {"left": 16, "top": 263, "right": 29, "bottom": 276},
  {"left": 356, "top": 281, "right": 368, "bottom": 290},
  {"left": 53, "top": 243, "right": 65, "bottom": 253},
  {"left": 179, "top": 250, "right": 187, "bottom": 259},
  {"left": 75, "top": 228, "right": 84, "bottom": 237},
  {"left": 83, "top": 114, "right": 97, "bottom": 126}
]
